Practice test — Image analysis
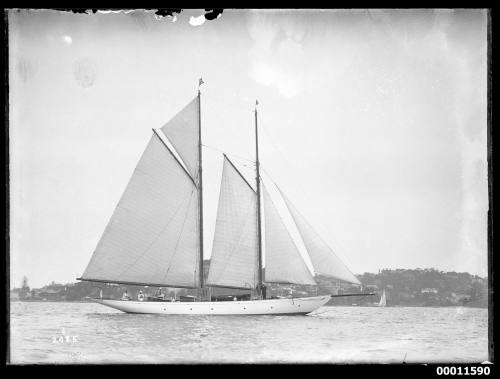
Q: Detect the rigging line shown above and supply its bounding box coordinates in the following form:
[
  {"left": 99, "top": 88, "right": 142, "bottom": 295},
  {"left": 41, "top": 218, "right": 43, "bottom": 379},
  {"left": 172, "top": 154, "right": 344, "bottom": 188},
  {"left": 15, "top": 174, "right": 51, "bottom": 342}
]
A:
[
  {"left": 202, "top": 91, "right": 257, "bottom": 114},
  {"left": 256, "top": 112, "right": 284, "bottom": 149},
  {"left": 256, "top": 112, "right": 318, "bottom": 205},
  {"left": 202, "top": 144, "right": 256, "bottom": 164},
  {"left": 256, "top": 113, "right": 302, "bottom": 178},
  {"left": 259, "top": 165, "right": 355, "bottom": 279},
  {"left": 256, "top": 115, "right": 355, "bottom": 266},
  {"left": 274, "top": 180, "right": 360, "bottom": 283}
]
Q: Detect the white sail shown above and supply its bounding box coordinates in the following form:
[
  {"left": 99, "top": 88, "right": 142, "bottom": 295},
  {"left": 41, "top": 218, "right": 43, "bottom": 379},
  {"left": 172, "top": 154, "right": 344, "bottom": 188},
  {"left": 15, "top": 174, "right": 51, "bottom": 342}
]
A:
[
  {"left": 160, "top": 97, "right": 199, "bottom": 179},
  {"left": 207, "top": 156, "right": 259, "bottom": 289},
  {"left": 263, "top": 184, "right": 316, "bottom": 286},
  {"left": 280, "top": 190, "right": 361, "bottom": 285},
  {"left": 378, "top": 289, "right": 387, "bottom": 307},
  {"left": 80, "top": 132, "right": 200, "bottom": 288}
]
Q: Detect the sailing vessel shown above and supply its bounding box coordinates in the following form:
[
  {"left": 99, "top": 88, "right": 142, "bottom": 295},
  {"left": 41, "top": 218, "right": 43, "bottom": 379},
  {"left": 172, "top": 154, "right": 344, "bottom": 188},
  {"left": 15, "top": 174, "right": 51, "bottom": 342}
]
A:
[
  {"left": 378, "top": 289, "right": 387, "bottom": 307},
  {"left": 77, "top": 83, "right": 361, "bottom": 315}
]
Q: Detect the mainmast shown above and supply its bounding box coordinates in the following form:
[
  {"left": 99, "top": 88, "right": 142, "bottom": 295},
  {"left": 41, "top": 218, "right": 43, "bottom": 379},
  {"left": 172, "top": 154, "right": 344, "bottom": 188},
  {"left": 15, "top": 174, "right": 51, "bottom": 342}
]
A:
[
  {"left": 255, "top": 100, "right": 264, "bottom": 298},
  {"left": 198, "top": 81, "right": 205, "bottom": 297}
]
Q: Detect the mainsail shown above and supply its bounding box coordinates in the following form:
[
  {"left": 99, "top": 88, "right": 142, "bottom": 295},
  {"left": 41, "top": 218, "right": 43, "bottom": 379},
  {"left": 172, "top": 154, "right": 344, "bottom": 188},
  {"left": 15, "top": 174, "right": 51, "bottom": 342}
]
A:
[
  {"left": 280, "top": 190, "right": 361, "bottom": 285},
  {"left": 80, "top": 98, "right": 201, "bottom": 288},
  {"left": 207, "top": 156, "right": 259, "bottom": 289},
  {"left": 263, "top": 184, "right": 316, "bottom": 286}
]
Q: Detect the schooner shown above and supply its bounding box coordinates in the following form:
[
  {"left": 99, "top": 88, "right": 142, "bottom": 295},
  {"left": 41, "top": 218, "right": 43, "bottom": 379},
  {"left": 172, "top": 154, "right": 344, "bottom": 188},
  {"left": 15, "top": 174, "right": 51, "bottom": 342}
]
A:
[{"left": 77, "top": 82, "right": 362, "bottom": 315}]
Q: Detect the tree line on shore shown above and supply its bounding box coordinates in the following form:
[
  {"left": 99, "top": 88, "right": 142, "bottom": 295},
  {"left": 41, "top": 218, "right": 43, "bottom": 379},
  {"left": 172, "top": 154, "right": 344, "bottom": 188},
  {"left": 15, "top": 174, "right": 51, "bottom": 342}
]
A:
[{"left": 12, "top": 267, "right": 488, "bottom": 308}]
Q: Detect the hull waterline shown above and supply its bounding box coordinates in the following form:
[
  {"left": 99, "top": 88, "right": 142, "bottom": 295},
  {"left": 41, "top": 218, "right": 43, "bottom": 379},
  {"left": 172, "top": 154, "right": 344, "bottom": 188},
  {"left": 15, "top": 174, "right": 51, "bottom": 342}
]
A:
[{"left": 91, "top": 295, "right": 331, "bottom": 315}]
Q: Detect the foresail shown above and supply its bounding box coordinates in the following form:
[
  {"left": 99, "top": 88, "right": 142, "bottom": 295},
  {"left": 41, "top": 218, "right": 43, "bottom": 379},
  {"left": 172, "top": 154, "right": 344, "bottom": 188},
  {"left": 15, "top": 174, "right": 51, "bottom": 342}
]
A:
[
  {"left": 280, "top": 190, "right": 361, "bottom": 285},
  {"left": 207, "top": 156, "right": 258, "bottom": 289},
  {"left": 263, "top": 185, "right": 316, "bottom": 286},
  {"left": 160, "top": 97, "right": 199, "bottom": 180},
  {"left": 81, "top": 132, "right": 200, "bottom": 288}
]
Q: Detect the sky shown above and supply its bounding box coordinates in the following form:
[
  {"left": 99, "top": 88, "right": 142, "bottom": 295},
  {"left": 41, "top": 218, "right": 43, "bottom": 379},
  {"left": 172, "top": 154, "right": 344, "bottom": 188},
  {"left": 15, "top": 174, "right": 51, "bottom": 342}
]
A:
[{"left": 9, "top": 9, "right": 489, "bottom": 289}]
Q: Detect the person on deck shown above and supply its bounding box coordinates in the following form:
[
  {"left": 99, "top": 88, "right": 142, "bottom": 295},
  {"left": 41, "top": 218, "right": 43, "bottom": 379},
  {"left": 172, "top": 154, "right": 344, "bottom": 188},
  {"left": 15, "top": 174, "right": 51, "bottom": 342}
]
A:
[
  {"left": 257, "top": 284, "right": 267, "bottom": 299},
  {"left": 155, "top": 288, "right": 164, "bottom": 300},
  {"left": 122, "top": 290, "right": 130, "bottom": 300},
  {"left": 138, "top": 290, "right": 145, "bottom": 301}
]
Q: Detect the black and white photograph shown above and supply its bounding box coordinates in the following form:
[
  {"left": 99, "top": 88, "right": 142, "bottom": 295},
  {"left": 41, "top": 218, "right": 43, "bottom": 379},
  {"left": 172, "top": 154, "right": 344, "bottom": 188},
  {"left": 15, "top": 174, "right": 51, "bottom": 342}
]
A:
[{"left": 7, "top": 8, "right": 491, "bottom": 365}]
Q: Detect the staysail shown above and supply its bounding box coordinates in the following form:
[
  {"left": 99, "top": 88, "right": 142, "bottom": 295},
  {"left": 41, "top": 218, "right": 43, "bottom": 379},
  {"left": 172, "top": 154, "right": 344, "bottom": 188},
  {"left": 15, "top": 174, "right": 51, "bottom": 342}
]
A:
[
  {"left": 80, "top": 99, "right": 201, "bottom": 288},
  {"left": 207, "top": 156, "right": 259, "bottom": 289},
  {"left": 262, "top": 184, "right": 316, "bottom": 286},
  {"left": 280, "top": 190, "right": 361, "bottom": 285}
]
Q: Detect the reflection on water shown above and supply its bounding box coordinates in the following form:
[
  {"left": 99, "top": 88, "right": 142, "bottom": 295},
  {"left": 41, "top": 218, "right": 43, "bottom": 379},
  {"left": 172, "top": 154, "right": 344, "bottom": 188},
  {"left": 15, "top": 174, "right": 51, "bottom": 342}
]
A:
[{"left": 10, "top": 301, "right": 488, "bottom": 363}]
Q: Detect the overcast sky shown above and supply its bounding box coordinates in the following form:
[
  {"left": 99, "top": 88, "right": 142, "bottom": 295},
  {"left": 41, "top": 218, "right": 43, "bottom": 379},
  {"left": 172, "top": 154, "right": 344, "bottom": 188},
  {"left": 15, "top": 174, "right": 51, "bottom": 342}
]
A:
[{"left": 9, "top": 9, "right": 488, "bottom": 289}]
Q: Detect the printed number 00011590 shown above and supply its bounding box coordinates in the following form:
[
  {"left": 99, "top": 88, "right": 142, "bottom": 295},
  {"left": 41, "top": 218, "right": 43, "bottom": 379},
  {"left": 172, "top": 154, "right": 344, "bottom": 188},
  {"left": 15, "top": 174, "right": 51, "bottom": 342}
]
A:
[{"left": 436, "top": 367, "right": 490, "bottom": 375}]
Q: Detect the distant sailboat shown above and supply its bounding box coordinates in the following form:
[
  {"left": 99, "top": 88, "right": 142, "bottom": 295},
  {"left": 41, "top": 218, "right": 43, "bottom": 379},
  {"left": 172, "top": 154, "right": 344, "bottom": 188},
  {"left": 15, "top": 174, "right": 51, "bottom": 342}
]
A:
[
  {"left": 77, "top": 82, "right": 363, "bottom": 315},
  {"left": 378, "top": 289, "right": 387, "bottom": 307}
]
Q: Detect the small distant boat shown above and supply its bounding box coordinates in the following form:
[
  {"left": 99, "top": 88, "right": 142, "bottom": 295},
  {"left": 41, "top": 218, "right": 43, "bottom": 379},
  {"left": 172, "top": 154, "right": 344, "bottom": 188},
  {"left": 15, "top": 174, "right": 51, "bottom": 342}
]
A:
[
  {"left": 77, "top": 81, "right": 362, "bottom": 315},
  {"left": 378, "top": 289, "right": 387, "bottom": 307}
]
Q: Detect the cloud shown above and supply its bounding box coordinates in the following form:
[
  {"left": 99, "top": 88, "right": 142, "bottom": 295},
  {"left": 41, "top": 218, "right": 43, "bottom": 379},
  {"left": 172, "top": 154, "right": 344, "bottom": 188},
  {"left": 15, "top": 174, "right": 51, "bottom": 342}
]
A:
[
  {"left": 61, "top": 35, "right": 72, "bottom": 45},
  {"left": 246, "top": 11, "right": 362, "bottom": 99},
  {"left": 247, "top": 13, "right": 307, "bottom": 98}
]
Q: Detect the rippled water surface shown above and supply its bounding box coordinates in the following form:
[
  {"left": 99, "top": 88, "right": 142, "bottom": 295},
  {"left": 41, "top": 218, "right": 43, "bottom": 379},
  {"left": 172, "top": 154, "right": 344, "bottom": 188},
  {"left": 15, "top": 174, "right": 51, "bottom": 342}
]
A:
[{"left": 9, "top": 301, "right": 488, "bottom": 363}]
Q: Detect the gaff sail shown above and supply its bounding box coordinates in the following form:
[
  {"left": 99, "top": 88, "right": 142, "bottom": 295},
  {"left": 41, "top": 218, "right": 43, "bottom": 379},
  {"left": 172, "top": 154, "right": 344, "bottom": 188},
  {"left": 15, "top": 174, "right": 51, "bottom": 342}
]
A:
[
  {"left": 207, "top": 156, "right": 259, "bottom": 290},
  {"left": 80, "top": 98, "right": 201, "bottom": 288}
]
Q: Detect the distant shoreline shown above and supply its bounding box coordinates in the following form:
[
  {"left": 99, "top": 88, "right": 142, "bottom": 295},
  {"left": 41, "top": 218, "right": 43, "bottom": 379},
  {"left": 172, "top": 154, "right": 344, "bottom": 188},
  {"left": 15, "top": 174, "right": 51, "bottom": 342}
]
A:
[{"left": 12, "top": 268, "right": 488, "bottom": 308}]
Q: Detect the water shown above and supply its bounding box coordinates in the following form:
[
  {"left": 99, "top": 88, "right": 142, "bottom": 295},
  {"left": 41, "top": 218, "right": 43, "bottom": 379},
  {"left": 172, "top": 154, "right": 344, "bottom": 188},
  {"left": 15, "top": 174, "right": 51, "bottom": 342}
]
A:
[{"left": 9, "top": 301, "right": 488, "bottom": 364}]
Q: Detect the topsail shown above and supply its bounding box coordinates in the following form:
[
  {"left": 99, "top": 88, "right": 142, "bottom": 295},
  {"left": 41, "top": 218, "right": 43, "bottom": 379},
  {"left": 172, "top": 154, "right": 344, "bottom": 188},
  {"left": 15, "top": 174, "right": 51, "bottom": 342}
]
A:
[{"left": 160, "top": 97, "right": 200, "bottom": 179}]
